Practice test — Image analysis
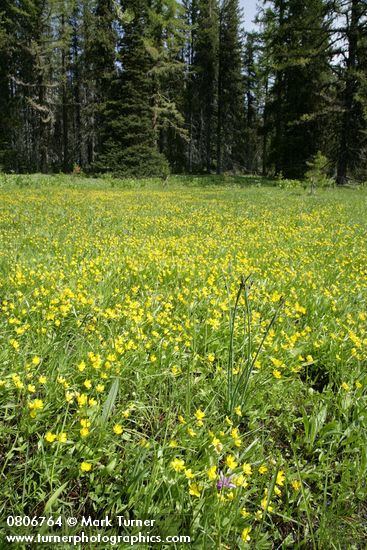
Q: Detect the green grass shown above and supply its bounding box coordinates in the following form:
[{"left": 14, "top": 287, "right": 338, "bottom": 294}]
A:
[{"left": 0, "top": 176, "right": 366, "bottom": 548}]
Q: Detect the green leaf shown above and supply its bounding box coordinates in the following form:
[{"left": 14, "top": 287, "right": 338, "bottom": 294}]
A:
[
  {"left": 101, "top": 378, "right": 120, "bottom": 425},
  {"left": 44, "top": 481, "right": 68, "bottom": 513}
]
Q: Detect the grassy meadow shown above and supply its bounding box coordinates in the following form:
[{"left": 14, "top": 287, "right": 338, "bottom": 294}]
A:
[{"left": 0, "top": 175, "right": 367, "bottom": 548}]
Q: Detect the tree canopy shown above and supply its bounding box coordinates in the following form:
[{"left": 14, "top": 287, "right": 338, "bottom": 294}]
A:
[{"left": 0, "top": 0, "right": 366, "bottom": 181}]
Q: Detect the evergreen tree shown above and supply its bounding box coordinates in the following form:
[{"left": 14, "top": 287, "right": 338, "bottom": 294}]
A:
[
  {"left": 217, "top": 0, "right": 245, "bottom": 173},
  {"left": 4, "top": 0, "right": 57, "bottom": 172},
  {"left": 146, "top": 0, "right": 189, "bottom": 171},
  {"left": 243, "top": 32, "right": 263, "bottom": 173},
  {"left": 95, "top": 0, "right": 169, "bottom": 176},
  {"left": 262, "top": 0, "right": 332, "bottom": 178},
  {"left": 336, "top": 0, "right": 367, "bottom": 184},
  {"left": 0, "top": 2, "right": 15, "bottom": 170},
  {"left": 190, "top": 0, "right": 219, "bottom": 172},
  {"left": 84, "top": 0, "right": 117, "bottom": 169},
  {"left": 1, "top": 0, "right": 366, "bottom": 179}
]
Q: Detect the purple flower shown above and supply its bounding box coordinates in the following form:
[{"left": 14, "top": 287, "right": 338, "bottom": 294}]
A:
[{"left": 216, "top": 471, "right": 236, "bottom": 491}]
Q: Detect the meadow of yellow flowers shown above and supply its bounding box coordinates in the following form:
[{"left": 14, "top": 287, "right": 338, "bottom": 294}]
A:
[{"left": 0, "top": 178, "right": 366, "bottom": 547}]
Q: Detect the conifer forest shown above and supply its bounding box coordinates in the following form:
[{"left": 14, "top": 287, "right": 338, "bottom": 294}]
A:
[{"left": 0, "top": 0, "right": 366, "bottom": 182}]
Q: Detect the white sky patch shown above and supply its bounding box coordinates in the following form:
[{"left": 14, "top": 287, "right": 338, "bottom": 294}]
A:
[{"left": 240, "top": 0, "right": 259, "bottom": 32}]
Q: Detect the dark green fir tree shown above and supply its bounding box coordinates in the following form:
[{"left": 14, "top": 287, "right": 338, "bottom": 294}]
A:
[
  {"left": 217, "top": 0, "right": 246, "bottom": 173},
  {"left": 262, "top": 0, "right": 333, "bottom": 178},
  {"left": 95, "top": 0, "right": 169, "bottom": 177}
]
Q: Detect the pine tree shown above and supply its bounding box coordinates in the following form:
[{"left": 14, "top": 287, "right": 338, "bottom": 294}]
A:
[
  {"left": 95, "top": 0, "right": 169, "bottom": 176},
  {"left": 262, "top": 0, "right": 332, "bottom": 178},
  {"left": 243, "top": 32, "right": 263, "bottom": 173},
  {"left": 190, "top": 0, "right": 219, "bottom": 172},
  {"left": 84, "top": 0, "right": 117, "bottom": 169},
  {"left": 0, "top": 2, "right": 16, "bottom": 170},
  {"left": 217, "top": 0, "right": 245, "bottom": 173},
  {"left": 336, "top": 0, "right": 367, "bottom": 184},
  {"left": 145, "top": 0, "right": 189, "bottom": 171},
  {"left": 5, "top": 0, "right": 57, "bottom": 172}
]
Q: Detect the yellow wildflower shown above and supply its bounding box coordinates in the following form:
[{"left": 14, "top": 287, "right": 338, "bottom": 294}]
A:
[
  {"left": 276, "top": 470, "right": 285, "bottom": 486},
  {"left": 241, "top": 526, "right": 251, "bottom": 542},
  {"left": 80, "top": 462, "right": 92, "bottom": 472},
  {"left": 226, "top": 455, "right": 238, "bottom": 470},
  {"left": 194, "top": 409, "right": 205, "bottom": 425},
  {"left": 188, "top": 483, "right": 201, "bottom": 497},
  {"left": 170, "top": 458, "right": 185, "bottom": 472},
  {"left": 291, "top": 479, "right": 301, "bottom": 491},
  {"left": 242, "top": 463, "right": 252, "bottom": 476},
  {"left": 207, "top": 465, "right": 217, "bottom": 480},
  {"left": 45, "top": 432, "right": 56, "bottom": 443}
]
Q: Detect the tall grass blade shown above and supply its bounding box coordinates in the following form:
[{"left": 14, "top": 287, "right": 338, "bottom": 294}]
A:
[{"left": 101, "top": 378, "right": 120, "bottom": 424}]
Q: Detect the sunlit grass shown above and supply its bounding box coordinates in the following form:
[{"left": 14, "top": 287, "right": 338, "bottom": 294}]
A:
[{"left": 0, "top": 177, "right": 366, "bottom": 548}]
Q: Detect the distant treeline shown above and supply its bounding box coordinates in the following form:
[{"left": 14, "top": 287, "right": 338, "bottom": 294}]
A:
[{"left": 0, "top": 0, "right": 366, "bottom": 182}]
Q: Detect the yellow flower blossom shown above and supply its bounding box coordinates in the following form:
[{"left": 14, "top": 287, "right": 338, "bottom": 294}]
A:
[
  {"left": 207, "top": 465, "right": 217, "bottom": 480},
  {"left": 241, "top": 527, "right": 251, "bottom": 542},
  {"left": 276, "top": 470, "right": 285, "bottom": 486},
  {"left": 291, "top": 479, "right": 301, "bottom": 491},
  {"left": 242, "top": 463, "right": 252, "bottom": 476},
  {"left": 194, "top": 409, "right": 205, "bottom": 425},
  {"left": 170, "top": 458, "right": 185, "bottom": 472},
  {"left": 258, "top": 464, "right": 268, "bottom": 475},
  {"left": 78, "top": 361, "right": 86, "bottom": 372},
  {"left": 188, "top": 483, "right": 201, "bottom": 497},
  {"left": 113, "top": 424, "right": 123, "bottom": 435},
  {"left": 80, "top": 462, "right": 92, "bottom": 472},
  {"left": 226, "top": 455, "right": 238, "bottom": 470},
  {"left": 45, "top": 432, "right": 56, "bottom": 443}
]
